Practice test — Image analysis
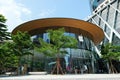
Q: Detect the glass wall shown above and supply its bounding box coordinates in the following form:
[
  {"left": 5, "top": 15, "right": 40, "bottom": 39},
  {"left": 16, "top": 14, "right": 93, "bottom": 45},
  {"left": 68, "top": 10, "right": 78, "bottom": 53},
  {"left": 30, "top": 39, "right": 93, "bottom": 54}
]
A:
[
  {"left": 27, "top": 49, "right": 101, "bottom": 74},
  {"left": 112, "top": 33, "right": 120, "bottom": 46},
  {"left": 88, "top": 0, "right": 120, "bottom": 46},
  {"left": 89, "top": 0, "right": 105, "bottom": 11},
  {"left": 24, "top": 32, "right": 105, "bottom": 74}
]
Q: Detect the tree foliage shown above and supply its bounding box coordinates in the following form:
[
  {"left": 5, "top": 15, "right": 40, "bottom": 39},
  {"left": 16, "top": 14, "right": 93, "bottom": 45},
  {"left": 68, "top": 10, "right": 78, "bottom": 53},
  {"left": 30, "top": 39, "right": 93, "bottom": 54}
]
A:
[
  {"left": 0, "top": 14, "right": 33, "bottom": 75},
  {"left": 101, "top": 43, "right": 120, "bottom": 60},
  {"left": 0, "top": 42, "right": 18, "bottom": 74},
  {"left": 12, "top": 31, "right": 33, "bottom": 57},
  {"left": 35, "top": 28, "right": 78, "bottom": 57},
  {"left": 101, "top": 43, "right": 120, "bottom": 73},
  {"left": 35, "top": 28, "right": 78, "bottom": 74},
  {"left": 0, "top": 14, "right": 7, "bottom": 23},
  {"left": 0, "top": 14, "right": 13, "bottom": 74},
  {"left": 0, "top": 14, "right": 10, "bottom": 41},
  {"left": 11, "top": 31, "right": 33, "bottom": 75}
]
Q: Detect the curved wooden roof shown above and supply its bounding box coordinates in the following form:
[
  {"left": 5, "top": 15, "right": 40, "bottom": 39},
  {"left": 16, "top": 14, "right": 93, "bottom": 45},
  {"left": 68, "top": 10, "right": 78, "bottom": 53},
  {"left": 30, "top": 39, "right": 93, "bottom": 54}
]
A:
[{"left": 12, "top": 18, "right": 104, "bottom": 45}]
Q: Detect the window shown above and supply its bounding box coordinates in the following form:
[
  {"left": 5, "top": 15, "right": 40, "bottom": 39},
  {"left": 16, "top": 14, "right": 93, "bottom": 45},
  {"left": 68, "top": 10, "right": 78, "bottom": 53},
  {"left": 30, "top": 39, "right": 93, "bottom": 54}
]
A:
[{"left": 97, "top": 0, "right": 100, "bottom": 2}]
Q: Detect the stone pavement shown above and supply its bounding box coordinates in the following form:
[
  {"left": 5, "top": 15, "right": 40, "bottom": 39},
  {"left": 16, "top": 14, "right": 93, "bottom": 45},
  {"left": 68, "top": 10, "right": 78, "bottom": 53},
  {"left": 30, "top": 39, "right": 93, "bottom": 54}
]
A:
[{"left": 0, "top": 74, "right": 120, "bottom": 80}]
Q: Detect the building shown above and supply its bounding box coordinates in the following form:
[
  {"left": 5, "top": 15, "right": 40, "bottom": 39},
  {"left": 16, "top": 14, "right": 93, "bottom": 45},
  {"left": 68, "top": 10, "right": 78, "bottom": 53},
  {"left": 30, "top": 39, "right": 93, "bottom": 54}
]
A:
[
  {"left": 11, "top": 0, "right": 120, "bottom": 74},
  {"left": 12, "top": 18, "right": 104, "bottom": 74},
  {"left": 88, "top": 0, "right": 120, "bottom": 51},
  {"left": 89, "top": 0, "right": 120, "bottom": 44},
  {"left": 89, "top": 0, "right": 105, "bottom": 11},
  {"left": 88, "top": 0, "right": 120, "bottom": 73}
]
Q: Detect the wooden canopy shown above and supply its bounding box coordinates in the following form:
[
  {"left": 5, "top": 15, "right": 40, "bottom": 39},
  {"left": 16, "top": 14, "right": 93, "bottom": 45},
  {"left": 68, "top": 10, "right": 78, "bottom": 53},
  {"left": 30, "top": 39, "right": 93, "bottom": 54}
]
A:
[{"left": 12, "top": 18, "right": 104, "bottom": 45}]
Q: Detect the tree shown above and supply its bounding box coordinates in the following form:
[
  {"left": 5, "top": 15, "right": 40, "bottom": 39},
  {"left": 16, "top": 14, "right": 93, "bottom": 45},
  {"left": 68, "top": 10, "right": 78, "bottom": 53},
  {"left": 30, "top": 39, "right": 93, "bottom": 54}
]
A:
[
  {"left": 0, "top": 14, "right": 10, "bottom": 42},
  {"left": 12, "top": 31, "right": 33, "bottom": 75},
  {"left": 0, "top": 14, "right": 13, "bottom": 74},
  {"left": 35, "top": 28, "right": 78, "bottom": 74},
  {"left": 0, "top": 42, "right": 18, "bottom": 74},
  {"left": 101, "top": 43, "right": 120, "bottom": 73}
]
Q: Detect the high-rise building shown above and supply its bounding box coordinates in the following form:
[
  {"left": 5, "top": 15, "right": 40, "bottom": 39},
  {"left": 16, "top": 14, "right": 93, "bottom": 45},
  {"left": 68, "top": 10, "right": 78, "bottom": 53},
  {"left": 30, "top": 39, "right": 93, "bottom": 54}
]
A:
[
  {"left": 89, "top": 0, "right": 105, "bottom": 11},
  {"left": 88, "top": 0, "right": 120, "bottom": 73},
  {"left": 88, "top": 0, "right": 120, "bottom": 53}
]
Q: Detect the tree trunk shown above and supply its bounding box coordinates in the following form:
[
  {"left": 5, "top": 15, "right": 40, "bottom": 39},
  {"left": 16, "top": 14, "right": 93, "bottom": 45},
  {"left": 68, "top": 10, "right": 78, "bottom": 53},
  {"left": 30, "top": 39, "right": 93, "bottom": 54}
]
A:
[
  {"left": 106, "top": 61, "right": 110, "bottom": 73},
  {"left": 17, "top": 56, "right": 21, "bottom": 75},
  {"left": 109, "top": 59, "right": 118, "bottom": 73},
  {"left": 51, "top": 57, "right": 64, "bottom": 74}
]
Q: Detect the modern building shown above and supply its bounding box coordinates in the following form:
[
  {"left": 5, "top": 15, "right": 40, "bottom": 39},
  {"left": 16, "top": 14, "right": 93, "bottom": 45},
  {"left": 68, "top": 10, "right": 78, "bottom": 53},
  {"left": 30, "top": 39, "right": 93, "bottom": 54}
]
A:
[
  {"left": 88, "top": 0, "right": 120, "bottom": 52},
  {"left": 88, "top": 0, "right": 120, "bottom": 73},
  {"left": 11, "top": 0, "right": 120, "bottom": 74},
  {"left": 12, "top": 18, "right": 105, "bottom": 74},
  {"left": 89, "top": 0, "right": 105, "bottom": 11}
]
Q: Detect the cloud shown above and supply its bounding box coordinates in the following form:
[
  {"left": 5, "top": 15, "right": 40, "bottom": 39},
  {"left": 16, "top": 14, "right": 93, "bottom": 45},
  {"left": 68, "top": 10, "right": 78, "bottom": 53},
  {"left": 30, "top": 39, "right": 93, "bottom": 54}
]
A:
[{"left": 0, "top": 0, "right": 31, "bottom": 32}]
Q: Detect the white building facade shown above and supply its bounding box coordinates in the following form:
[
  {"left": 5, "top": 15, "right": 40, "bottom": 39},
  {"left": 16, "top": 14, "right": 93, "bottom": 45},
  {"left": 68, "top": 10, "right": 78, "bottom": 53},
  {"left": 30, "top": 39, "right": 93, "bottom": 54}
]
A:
[{"left": 88, "top": 0, "right": 120, "bottom": 53}]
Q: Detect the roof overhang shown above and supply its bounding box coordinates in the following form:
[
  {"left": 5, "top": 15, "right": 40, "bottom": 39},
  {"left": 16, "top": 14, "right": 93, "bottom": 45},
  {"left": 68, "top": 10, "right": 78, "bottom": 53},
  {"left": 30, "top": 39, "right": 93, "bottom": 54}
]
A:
[{"left": 12, "top": 18, "right": 104, "bottom": 45}]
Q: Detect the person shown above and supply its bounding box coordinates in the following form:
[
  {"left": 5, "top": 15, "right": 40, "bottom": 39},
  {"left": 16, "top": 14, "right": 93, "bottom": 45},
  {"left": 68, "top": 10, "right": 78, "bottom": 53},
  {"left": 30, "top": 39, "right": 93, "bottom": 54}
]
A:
[
  {"left": 21, "top": 65, "right": 24, "bottom": 75},
  {"left": 84, "top": 65, "right": 87, "bottom": 71},
  {"left": 83, "top": 65, "right": 88, "bottom": 73},
  {"left": 81, "top": 64, "right": 88, "bottom": 74},
  {"left": 66, "top": 64, "right": 72, "bottom": 73},
  {"left": 74, "top": 66, "right": 78, "bottom": 74}
]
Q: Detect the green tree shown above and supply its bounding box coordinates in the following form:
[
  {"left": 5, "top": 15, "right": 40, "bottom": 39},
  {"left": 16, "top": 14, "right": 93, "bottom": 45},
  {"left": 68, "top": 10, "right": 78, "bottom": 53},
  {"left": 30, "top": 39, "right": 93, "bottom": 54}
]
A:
[
  {"left": 35, "top": 28, "right": 78, "bottom": 74},
  {"left": 0, "top": 14, "right": 10, "bottom": 42},
  {"left": 0, "top": 42, "right": 18, "bottom": 74},
  {"left": 12, "top": 31, "right": 33, "bottom": 75},
  {"left": 101, "top": 43, "right": 120, "bottom": 73},
  {"left": 0, "top": 14, "right": 13, "bottom": 74}
]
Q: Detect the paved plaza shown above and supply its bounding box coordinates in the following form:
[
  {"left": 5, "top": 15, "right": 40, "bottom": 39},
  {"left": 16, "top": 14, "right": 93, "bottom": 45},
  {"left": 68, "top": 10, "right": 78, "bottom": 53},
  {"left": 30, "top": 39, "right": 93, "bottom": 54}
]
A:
[{"left": 0, "top": 74, "right": 120, "bottom": 80}]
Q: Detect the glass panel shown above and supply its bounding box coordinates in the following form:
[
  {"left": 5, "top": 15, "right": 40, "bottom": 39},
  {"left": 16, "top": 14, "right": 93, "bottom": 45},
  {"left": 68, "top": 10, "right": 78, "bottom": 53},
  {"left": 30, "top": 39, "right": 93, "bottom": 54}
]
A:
[
  {"left": 107, "top": 6, "right": 115, "bottom": 27},
  {"left": 99, "top": 19, "right": 105, "bottom": 29},
  {"left": 118, "top": 0, "right": 120, "bottom": 10},
  {"left": 112, "top": 33, "right": 120, "bottom": 46},
  {"left": 114, "top": 12, "right": 120, "bottom": 34},
  {"left": 104, "top": 25, "right": 111, "bottom": 37},
  {"left": 103, "top": 37, "right": 109, "bottom": 44},
  {"left": 101, "top": 8, "right": 107, "bottom": 21},
  {"left": 96, "top": 44, "right": 101, "bottom": 51},
  {"left": 111, "top": 0, "right": 117, "bottom": 8},
  {"left": 93, "top": 15, "right": 99, "bottom": 24}
]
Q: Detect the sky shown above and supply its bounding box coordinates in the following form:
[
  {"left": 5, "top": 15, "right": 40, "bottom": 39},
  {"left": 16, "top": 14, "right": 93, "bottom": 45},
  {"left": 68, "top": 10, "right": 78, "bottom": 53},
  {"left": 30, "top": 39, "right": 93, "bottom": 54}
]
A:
[{"left": 0, "top": 0, "right": 91, "bottom": 32}]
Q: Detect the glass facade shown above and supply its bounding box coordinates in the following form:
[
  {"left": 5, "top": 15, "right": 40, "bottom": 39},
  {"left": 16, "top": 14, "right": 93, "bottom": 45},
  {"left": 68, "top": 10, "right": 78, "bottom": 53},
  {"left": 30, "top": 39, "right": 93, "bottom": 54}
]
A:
[
  {"left": 23, "top": 32, "right": 103, "bottom": 74},
  {"left": 89, "top": 0, "right": 105, "bottom": 11},
  {"left": 88, "top": 0, "right": 120, "bottom": 46},
  {"left": 112, "top": 33, "right": 120, "bottom": 46}
]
